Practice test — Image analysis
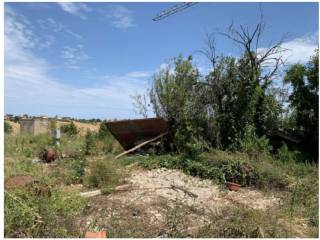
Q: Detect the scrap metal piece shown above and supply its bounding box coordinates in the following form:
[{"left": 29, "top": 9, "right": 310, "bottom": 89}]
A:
[{"left": 106, "top": 118, "right": 171, "bottom": 150}]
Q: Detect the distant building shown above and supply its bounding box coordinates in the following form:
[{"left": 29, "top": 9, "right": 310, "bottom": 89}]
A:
[{"left": 20, "top": 117, "right": 50, "bottom": 135}]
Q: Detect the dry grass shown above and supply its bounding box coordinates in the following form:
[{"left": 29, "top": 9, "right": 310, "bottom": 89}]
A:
[
  {"left": 5, "top": 120, "right": 20, "bottom": 134},
  {"left": 57, "top": 121, "right": 100, "bottom": 135}
]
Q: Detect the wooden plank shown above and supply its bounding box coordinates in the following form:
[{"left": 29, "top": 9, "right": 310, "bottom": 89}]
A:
[
  {"left": 79, "top": 190, "right": 101, "bottom": 198},
  {"left": 115, "top": 132, "right": 168, "bottom": 159}
]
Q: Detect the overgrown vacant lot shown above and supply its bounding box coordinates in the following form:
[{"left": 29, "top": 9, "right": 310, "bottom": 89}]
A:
[{"left": 4, "top": 132, "right": 318, "bottom": 238}]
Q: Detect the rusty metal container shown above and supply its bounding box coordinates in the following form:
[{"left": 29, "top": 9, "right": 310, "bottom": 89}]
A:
[
  {"left": 106, "top": 118, "right": 171, "bottom": 150},
  {"left": 39, "top": 148, "right": 56, "bottom": 163}
]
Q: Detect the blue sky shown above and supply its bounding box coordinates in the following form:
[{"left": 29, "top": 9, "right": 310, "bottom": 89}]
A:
[{"left": 4, "top": 2, "right": 319, "bottom": 119}]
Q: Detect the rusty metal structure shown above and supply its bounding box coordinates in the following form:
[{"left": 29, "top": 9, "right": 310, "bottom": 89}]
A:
[{"left": 106, "top": 118, "right": 170, "bottom": 150}]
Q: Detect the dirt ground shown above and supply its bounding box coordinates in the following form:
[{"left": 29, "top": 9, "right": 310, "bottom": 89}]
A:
[
  {"left": 57, "top": 121, "right": 100, "bottom": 135},
  {"left": 79, "top": 168, "right": 283, "bottom": 237}
]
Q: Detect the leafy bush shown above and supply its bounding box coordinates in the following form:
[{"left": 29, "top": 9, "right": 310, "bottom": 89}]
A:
[
  {"left": 254, "top": 161, "right": 289, "bottom": 189},
  {"left": 4, "top": 121, "right": 13, "bottom": 134},
  {"left": 50, "top": 157, "right": 87, "bottom": 185},
  {"left": 276, "top": 144, "right": 302, "bottom": 163},
  {"left": 84, "top": 130, "right": 96, "bottom": 155},
  {"left": 98, "top": 121, "right": 110, "bottom": 139},
  {"left": 4, "top": 134, "right": 53, "bottom": 158},
  {"left": 5, "top": 188, "right": 86, "bottom": 237},
  {"left": 60, "top": 122, "right": 78, "bottom": 136},
  {"left": 84, "top": 157, "right": 125, "bottom": 194},
  {"left": 239, "top": 125, "right": 272, "bottom": 159},
  {"left": 60, "top": 135, "right": 85, "bottom": 159}
]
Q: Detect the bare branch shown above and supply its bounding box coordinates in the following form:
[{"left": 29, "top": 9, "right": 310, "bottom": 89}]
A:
[{"left": 197, "top": 33, "right": 217, "bottom": 69}]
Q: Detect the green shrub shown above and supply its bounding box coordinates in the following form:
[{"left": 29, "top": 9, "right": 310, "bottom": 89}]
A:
[
  {"left": 4, "top": 121, "right": 13, "bottom": 134},
  {"left": 5, "top": 134, "right": 53, "bottom": 158},
  {"left": 84, "top": 130, "right": 96, "bottom": 155},
  {"left": 4, "top": 188, "right": 86, "bottom": 237},
  {"left": 98, "top": 121, "right": 110, "bottom": 139},
  {"left": 61, "top": 122, "right": 78, "bottom": 136},
  {"left": 60, "top": 135, "right": 85, "bottom": 159},
  {"left": 286, "top": 176, "right": 319, "bottom": 226},
  {"left": 219, "top": 160, "right": 258, "bottom": 186},
  {"left": 84, "top": 157, "right": 125, "bottom": 193},
  {"left": 254, "top": 161, "right": 289, "bottom": 189},
  {"left": 23, "top": 148, "right": 33, "bottom": 158},
  {"left": 240, "top": 125, "right": 272, "bottom": 158},
  {"left": 275, "top": 145, "right": 302, "bottom": 163},
  {"left": 50, "top": 157, "right": 86, "bottom": 185}
]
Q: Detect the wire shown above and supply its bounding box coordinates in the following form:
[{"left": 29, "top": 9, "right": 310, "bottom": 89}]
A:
[{"left": 153, "top": 2, "right": 198, "bottom": 21}]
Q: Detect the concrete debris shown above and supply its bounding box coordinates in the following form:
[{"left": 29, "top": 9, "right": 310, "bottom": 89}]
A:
[{"left": 111, "top": 168, "right": 280, "bottom": 211}]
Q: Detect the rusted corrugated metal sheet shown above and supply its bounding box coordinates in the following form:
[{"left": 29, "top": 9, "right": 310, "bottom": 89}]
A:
[{"left": 106, "top": 118, "right": 170, "bottom": 150}]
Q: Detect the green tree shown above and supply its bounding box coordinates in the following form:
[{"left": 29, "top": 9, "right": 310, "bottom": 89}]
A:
[
  {"left": 284, "top": 50, "right": 318, "bottom": 161},
  {"left": 149, "top": 55, "right": 207, "bottom": 155},
  {"left": 98, "top": 121, "right": 110, "bottom": 139},
  {"left": 4, "top": 122, "right": 12, "bottom": 134}
]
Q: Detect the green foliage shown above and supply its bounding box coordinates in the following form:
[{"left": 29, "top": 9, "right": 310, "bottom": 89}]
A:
[
  {"left": 131, "top": 94, "right": 149, "bottom": 118},
  {"left": 4, "top": 121, "right": 13, "bottom": 134},
  {"left": 50, "top": 157, "right": 87, "bottom": 185},
  {"left": 123, "top": 153, "right": 259, "bottom": 187},
  {"left": 148, "top": 53, "right": 281, "bottom": 154},
  {"left": 60, "top": 135, "right": 85, "bottom": 159},
  {"left": 284, "top": 50, "right": 319, "bottom": 161},
  {"left": 84, "top": 157, "right": 125, "bottom": 193},
  {"left": 286, "top": 175, "right": 319, "bottom": 227},
  {"left": 13, "top": 116, "right": 20, "bottom": 123},
  {"left": 98, "top": 121, "right": 109, "bottom": 139},
  {"left": 276, "top": 145, "right": 302, "bottom": 163},
  {"left": 5, "top": 188, "right": 86, "bottom": 237},
  {"left": 84, "top": 129, "right": 121, "bottom": 155},
  {"left": 122, "top": 149, "right": 312, "bottom": 191},
  {"left": 149, "top": 55, "right": 208, "bottom": 155},
  {"left": 97, "top": 122, "right": 120, "bottom": 153},
  {"left": 84, "top": 130, "right": 96, "bottom": 155},
  {"left": 4, "top": 134, "right": 53, "bottom": 158},
  {"left": 239, "top": 125, "right": 272, "bottom": 158},
  {"left": 254, "top": 161, "right": 289, "bottom": 189},
  {"left": 60, "top": 122, "right": 78, "bottom": 136}
]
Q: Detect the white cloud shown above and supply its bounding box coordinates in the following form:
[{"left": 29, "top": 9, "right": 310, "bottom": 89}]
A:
[
  {"left": 61, "top": 45, "right": 90, "bottom": 69},
  {"left": 281, "top": 33, "right": 318, "bottom": 64},
  {"left": 38, "top": 18, "right": 82, "bottom": 40},
  {"left": 57, "top": 3, "right": 91, "bottom": 20},
  {"left": 111, "top": 6, "right": 135, "bottom": 29},
  {"left": 258, "top": 33, "right": 318, "bottom": 66},
  {"left": 38, "top": 34, "right": 55, "bottom": 49},
  {"left": 101, "top": 5, "right": 135, "bottom": 29},
  {"left": 126, "top": 71, "right": 151, "bottom": 78},
  {"left": 4, "top": 7, "right": 150, "bottom": 119},
  {"left": 26, "top": 3, "right": 52, "bottom": 9}
]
